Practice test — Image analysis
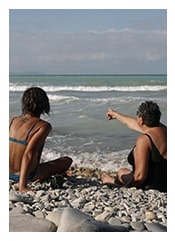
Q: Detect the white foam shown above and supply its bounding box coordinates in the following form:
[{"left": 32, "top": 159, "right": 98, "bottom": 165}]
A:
[
  {"left": 9, "top": 83, "right": 166, "bottom": 92},
  {"left": 48, "top": 94, "right": 79, "bottom": 102},
  {"left": 41, "top": 148, "right": 131, "bottom": 172}
]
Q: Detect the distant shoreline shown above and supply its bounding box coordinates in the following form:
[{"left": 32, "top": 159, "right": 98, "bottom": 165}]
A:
[{"left": 9, "top": 73, "right": 167, "bottom": 77}]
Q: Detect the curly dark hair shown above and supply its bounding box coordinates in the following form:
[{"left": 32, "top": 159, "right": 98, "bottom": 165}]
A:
[
  {"left": 136, "top": 101, "right": 161, "bottom": 127},
  {"left": 21, "top": 87, "right": 50, "bottom": 116}
]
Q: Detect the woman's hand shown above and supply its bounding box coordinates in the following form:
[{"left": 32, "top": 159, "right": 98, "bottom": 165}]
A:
[
  {"left": 18, "top": 185, "right": 32, "bottom": 193},
  {"left": 18, "top": 184, "right": 36, "bottom": 193},
  {"left": 106, "top": 108, "right": 116, "bottom": 120}
]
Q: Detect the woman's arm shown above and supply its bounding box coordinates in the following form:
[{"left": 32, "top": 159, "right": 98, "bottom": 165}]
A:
[
  {"left": 106, "top": 108, "right": 144, "bottom": 133},
  {"left": 122, "top": 135, "right": 150, "bottom": 187},
  {"left": 18, "top": 122, "right": 51, "bottom": 192}
]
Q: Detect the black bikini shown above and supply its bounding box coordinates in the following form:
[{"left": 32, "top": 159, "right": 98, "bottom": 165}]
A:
[{"left": 127, "top": 134, "right": 167, "bottom": 192}]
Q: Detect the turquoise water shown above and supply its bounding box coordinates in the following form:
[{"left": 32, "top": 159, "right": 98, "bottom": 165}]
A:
[{"left": 9, "top": 75, "right": 167, "bottom": 171}]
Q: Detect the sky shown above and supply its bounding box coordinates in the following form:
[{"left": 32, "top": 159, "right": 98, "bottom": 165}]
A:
[{"left": 9, "top": 9, "right": 167, "bottom": 75}]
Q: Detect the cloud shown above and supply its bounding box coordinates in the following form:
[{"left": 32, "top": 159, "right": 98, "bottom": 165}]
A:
[{"left": 9, "top": 28, "right": 167, "bottom": 74}]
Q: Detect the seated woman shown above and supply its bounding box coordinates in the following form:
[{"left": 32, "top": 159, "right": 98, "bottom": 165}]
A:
[
  {"left": 9, "top": 87, "right": 73, "bottom": 192},
  {"left": 101, "top": 101, "right": 167, "bottom": 192}
]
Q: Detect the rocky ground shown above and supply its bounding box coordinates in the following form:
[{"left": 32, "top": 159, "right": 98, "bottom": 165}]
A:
[{"left": 9, "top": 166, "right": 167, "bottom": 232}]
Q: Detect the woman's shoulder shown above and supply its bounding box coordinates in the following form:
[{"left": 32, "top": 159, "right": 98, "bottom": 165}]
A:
[
  {"left": 151, "top": 125, "right": 167, "bottom": 137},
  {"left": 9, "top": 115, "right": 20, "bottom": 122},
  {"left": 135, "top": 134, "right": 152, "bottom": 147},
  {"left": 158, "top": 123, "right": 167, "bottom": 132},
  {"left": 39, "top": 119, "right": 52, "bottom": 129}
]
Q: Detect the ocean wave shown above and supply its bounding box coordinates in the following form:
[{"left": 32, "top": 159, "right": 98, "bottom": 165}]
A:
[
  {"left": 47, "top": 95, "right": 132, "bottom": 103},
  {"left": 44, "top": 95, "right": 163, "bottom": 104},
  {"left": 9, "top": 83, "right": 167, "bottom": 92},
  {"left": 41, "top": 148, "right": 131, "bottom": 172},
  {"left": 48, "top": 94, "right": 79, "bottom": 102}
]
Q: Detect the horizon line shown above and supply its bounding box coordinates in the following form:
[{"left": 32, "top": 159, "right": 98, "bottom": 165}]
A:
[{"left": 9, "top": 73, "right": 167, "bottom": 76}]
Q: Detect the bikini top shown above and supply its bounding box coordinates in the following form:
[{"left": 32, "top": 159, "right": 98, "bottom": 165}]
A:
[{"left": 9, "top": 117, "right": 41, "bottom": 146}]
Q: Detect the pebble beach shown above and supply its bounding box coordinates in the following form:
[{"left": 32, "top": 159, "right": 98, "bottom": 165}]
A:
[{"left": 9, "top": 166, "right": 167, "bottom": 232}]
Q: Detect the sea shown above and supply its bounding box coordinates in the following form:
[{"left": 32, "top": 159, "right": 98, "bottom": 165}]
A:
[{"left": 9, "top": 75, "right": 167, "bottom": 172}]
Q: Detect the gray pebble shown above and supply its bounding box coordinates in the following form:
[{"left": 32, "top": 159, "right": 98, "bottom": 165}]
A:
[
  {"left": 9, "top": 168, "right": 167, "bottom": 232},
  {"left": 130, "top": 221, "right": 145, "bottom": 231}
]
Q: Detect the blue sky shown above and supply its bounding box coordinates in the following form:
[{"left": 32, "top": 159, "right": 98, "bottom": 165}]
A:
[{"left": 9, "top": 9, "right": 167, "bottom": 74}]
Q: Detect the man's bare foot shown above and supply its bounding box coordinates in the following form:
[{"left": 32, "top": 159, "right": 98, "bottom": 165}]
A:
[{"left": 101, "top": 172, "right": 115, "bottom": 184}]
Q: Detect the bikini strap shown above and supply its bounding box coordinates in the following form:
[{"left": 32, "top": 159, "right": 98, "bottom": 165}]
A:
[
  {"left": 9, "top": 117, "right": 15, "bottom": 130},
  {"left": 9, "top": 117, "right": 40, "bottom": 134},
  {"left": 24, "top": 119, "right": 41, "bottom": 141},
  {"left": 145, "top": 133, "right": 152, "bottom": 142},
  {"left": 145, "top": 133, "right": 155, "bottom": 147}
]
